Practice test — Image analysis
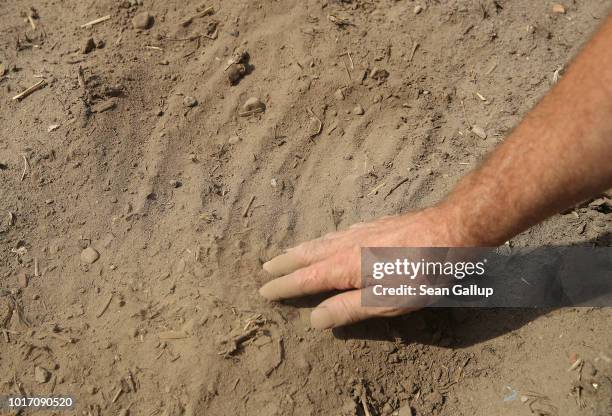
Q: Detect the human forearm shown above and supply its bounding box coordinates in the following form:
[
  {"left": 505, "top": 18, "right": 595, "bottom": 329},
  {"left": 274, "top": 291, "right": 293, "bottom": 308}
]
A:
[
  {"left": 443, "top": 15, "right": 612, "bottom": 246},
  {"left": 259, "top": 15, "right": 612, "bottom": 329}
]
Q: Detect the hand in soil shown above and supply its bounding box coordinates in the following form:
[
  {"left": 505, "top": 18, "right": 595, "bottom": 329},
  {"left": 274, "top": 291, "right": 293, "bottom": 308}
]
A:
[{"left": 259, "top": 206, "right": 467, "bottom": 329}]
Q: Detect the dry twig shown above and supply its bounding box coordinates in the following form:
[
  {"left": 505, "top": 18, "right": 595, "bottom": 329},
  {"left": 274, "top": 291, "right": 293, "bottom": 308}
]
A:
[
  {"left": 80, "top": 15, "right": 111, "bottom": 28},
  {"left": 12, "top": 79, "right": 46, "bottom": 101}
]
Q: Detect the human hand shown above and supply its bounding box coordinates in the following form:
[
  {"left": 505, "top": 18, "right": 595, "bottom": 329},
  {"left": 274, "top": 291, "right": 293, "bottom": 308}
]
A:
[{"left": 259, "top": 205, "right": 473, "bottom": 329}]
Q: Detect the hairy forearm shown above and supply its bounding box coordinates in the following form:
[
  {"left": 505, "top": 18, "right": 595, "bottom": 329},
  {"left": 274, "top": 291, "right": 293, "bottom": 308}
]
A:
[{"left": 442, "top": 15, "right": 612, "bottom": 246}]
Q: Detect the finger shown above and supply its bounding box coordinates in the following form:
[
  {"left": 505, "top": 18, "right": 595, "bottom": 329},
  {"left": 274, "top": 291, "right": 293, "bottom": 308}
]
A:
[
  {"left": 263, "top": 234, "right": 354, "bottom": 277},
  {"left": 259, "top": 249, "right": 360, "bottom": 301},
  {"left": 262, "top": 252, "right": 307, "bottom": 277},
  {"left": 310, "top": 289, "right": 412, "bottom": 329}
]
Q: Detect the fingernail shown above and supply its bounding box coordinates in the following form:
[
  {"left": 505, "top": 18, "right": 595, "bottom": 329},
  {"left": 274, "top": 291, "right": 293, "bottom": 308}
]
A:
[
  {"left": 310, "top": 306, "right": 335, "bottom": 330},
  {"left": 258, "top": 281, "right": 280, "bottom": 301},
  {"left": 258, "top": 275, "right": 296, "bottom": 301},
  {"left": 263, "top": 252, "right": 303, "bottom": 277}
]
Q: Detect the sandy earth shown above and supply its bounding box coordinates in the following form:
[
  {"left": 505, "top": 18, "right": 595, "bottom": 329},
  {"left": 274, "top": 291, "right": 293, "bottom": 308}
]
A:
[{"left": 1, "top": 0, "right": 611, "bottom": 415}]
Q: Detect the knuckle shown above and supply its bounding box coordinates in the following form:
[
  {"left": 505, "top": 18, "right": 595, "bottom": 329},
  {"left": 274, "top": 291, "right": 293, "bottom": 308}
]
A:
[{"left": 296, "top": 264, "right": 324, "bottom": 292}]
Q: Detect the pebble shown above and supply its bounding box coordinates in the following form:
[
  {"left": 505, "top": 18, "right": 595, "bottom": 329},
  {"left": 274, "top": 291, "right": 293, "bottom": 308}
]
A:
[
  {"left": 552, "top": 4, "right": 566, "bottom": 14},
  {"left": 183, "top": 96, "right": 197, "bottom": 107},
  {"left": 228, "top": 135, "right": 241, "bottom": 145},
  {"left": 334, "top": 89, "right": 345, "bottom": 100},
  {"left": 352, "top": 105, "right": 365, "bottom": 115},
  {"left": 80, "top": 247, "right": 100, "bottom": 264},
  {"left": 81, "top": 37, "right": 96, "bottom": 54},
  {"left": 471, "top": 125, "right": 487, "bottom": 139},
  {"left": 132, "top": 12, "right": 153, "bottom": 29},
  {"left": 414, "top": 5, "right": 423, "bottom": 14},
  {"left": 243, "top": 97, "right": 265, "bottom": 112},
  {"left": 34, "top": 366, "right": 50, "bottom": 384}
]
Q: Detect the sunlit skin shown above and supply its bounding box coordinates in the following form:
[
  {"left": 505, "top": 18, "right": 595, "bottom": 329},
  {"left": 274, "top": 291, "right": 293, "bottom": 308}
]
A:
[{"left": 260, "top": 15, "right": 612, "bottom": 330}]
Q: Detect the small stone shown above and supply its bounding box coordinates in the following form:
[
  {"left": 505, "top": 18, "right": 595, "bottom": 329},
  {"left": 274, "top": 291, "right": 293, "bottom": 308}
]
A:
[
  {"left": 132, "top": 12, "right": 153, "bottom": 29},
  {"left": 552, "top": 4, "right": 566, "bottom": 14},
  {"left": 471, "top": 125, "right": 487, "bottom": 139},
  {"left": 414, "top": 5, "right": 423, "bottom": 14},
  {"left": 398, "top": 405, "right": 413, "bottom": 416},
  {"left": 34, "top": 366, "right": 50, "bottom": 384},
  {"left": 81, "top": 37, "right": 96, "bottom": 54},
  {"left": 352, "top": 105, "right": 365, "bottom": 115},
  {"left": 228, "top": 135, "right": 241, "bottom": 145},
  {"left": 80, "top": 247, "right": 100, "bottom": 264},
  {"left": 243, "top": 97, "right": 265, "bottom": 112},
  {"left": 334, "top": 88, "right": 345, "bottom": 100},
  {"left": 270, "top": 178, "right": 278, "bottom": 187},
  {"left": 183, "top": 96, "right": 197, "bottom": 107}
]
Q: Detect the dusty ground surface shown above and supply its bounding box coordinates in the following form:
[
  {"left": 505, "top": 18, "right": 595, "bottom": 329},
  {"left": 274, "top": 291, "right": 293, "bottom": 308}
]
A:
[{"left": 1, "top": 1, "right": 611, "bottom": 415}]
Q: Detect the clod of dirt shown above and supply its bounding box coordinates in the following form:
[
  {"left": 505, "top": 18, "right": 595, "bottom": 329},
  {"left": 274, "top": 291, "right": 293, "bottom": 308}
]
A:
[
  {"left": 34, "top": 366, "right": 50, "bottom": 383},
  {"left": 81, "top": 247, "right": 100, "bottom": 264},
  {"left": 183, "top": 96, "right": 198, "bottom": 107},
  {"left": 371, "top": 67, "right": 389, "bottom": 81},
  {"left": 18, "top": 273, "right": 28, "bottom": 288},
  {"left": 243, "top": 97, "right": 265, "bottom": 112},
  {"left": 353, "top": 105, "right": 365, "bottom": 115},
  {"left": 397, "top": 405, "right": 413, "bottom": 416},
  {"left": 227, "top": 64, "right": 246, "bottom": 85},
  {"left": 552, "top": 4, "right": 566, "bottom": 14},
  {"left": 340, "top": 399, "right": 358, "bottom": 416},
  {"left": 132, "top": 12, "right": 154, "bottom": 29},
  {"left": 81, "top": 37, "right": 96, "bottom": 54},
  {"left": 169, "top": 180, "right": 182, "bottom": 188},
  {"left": 91, "top": 99, "right": 117, "bottom": 113},
  {"left": 471, "top": 125, "right": 487, "bottom": 139}
]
